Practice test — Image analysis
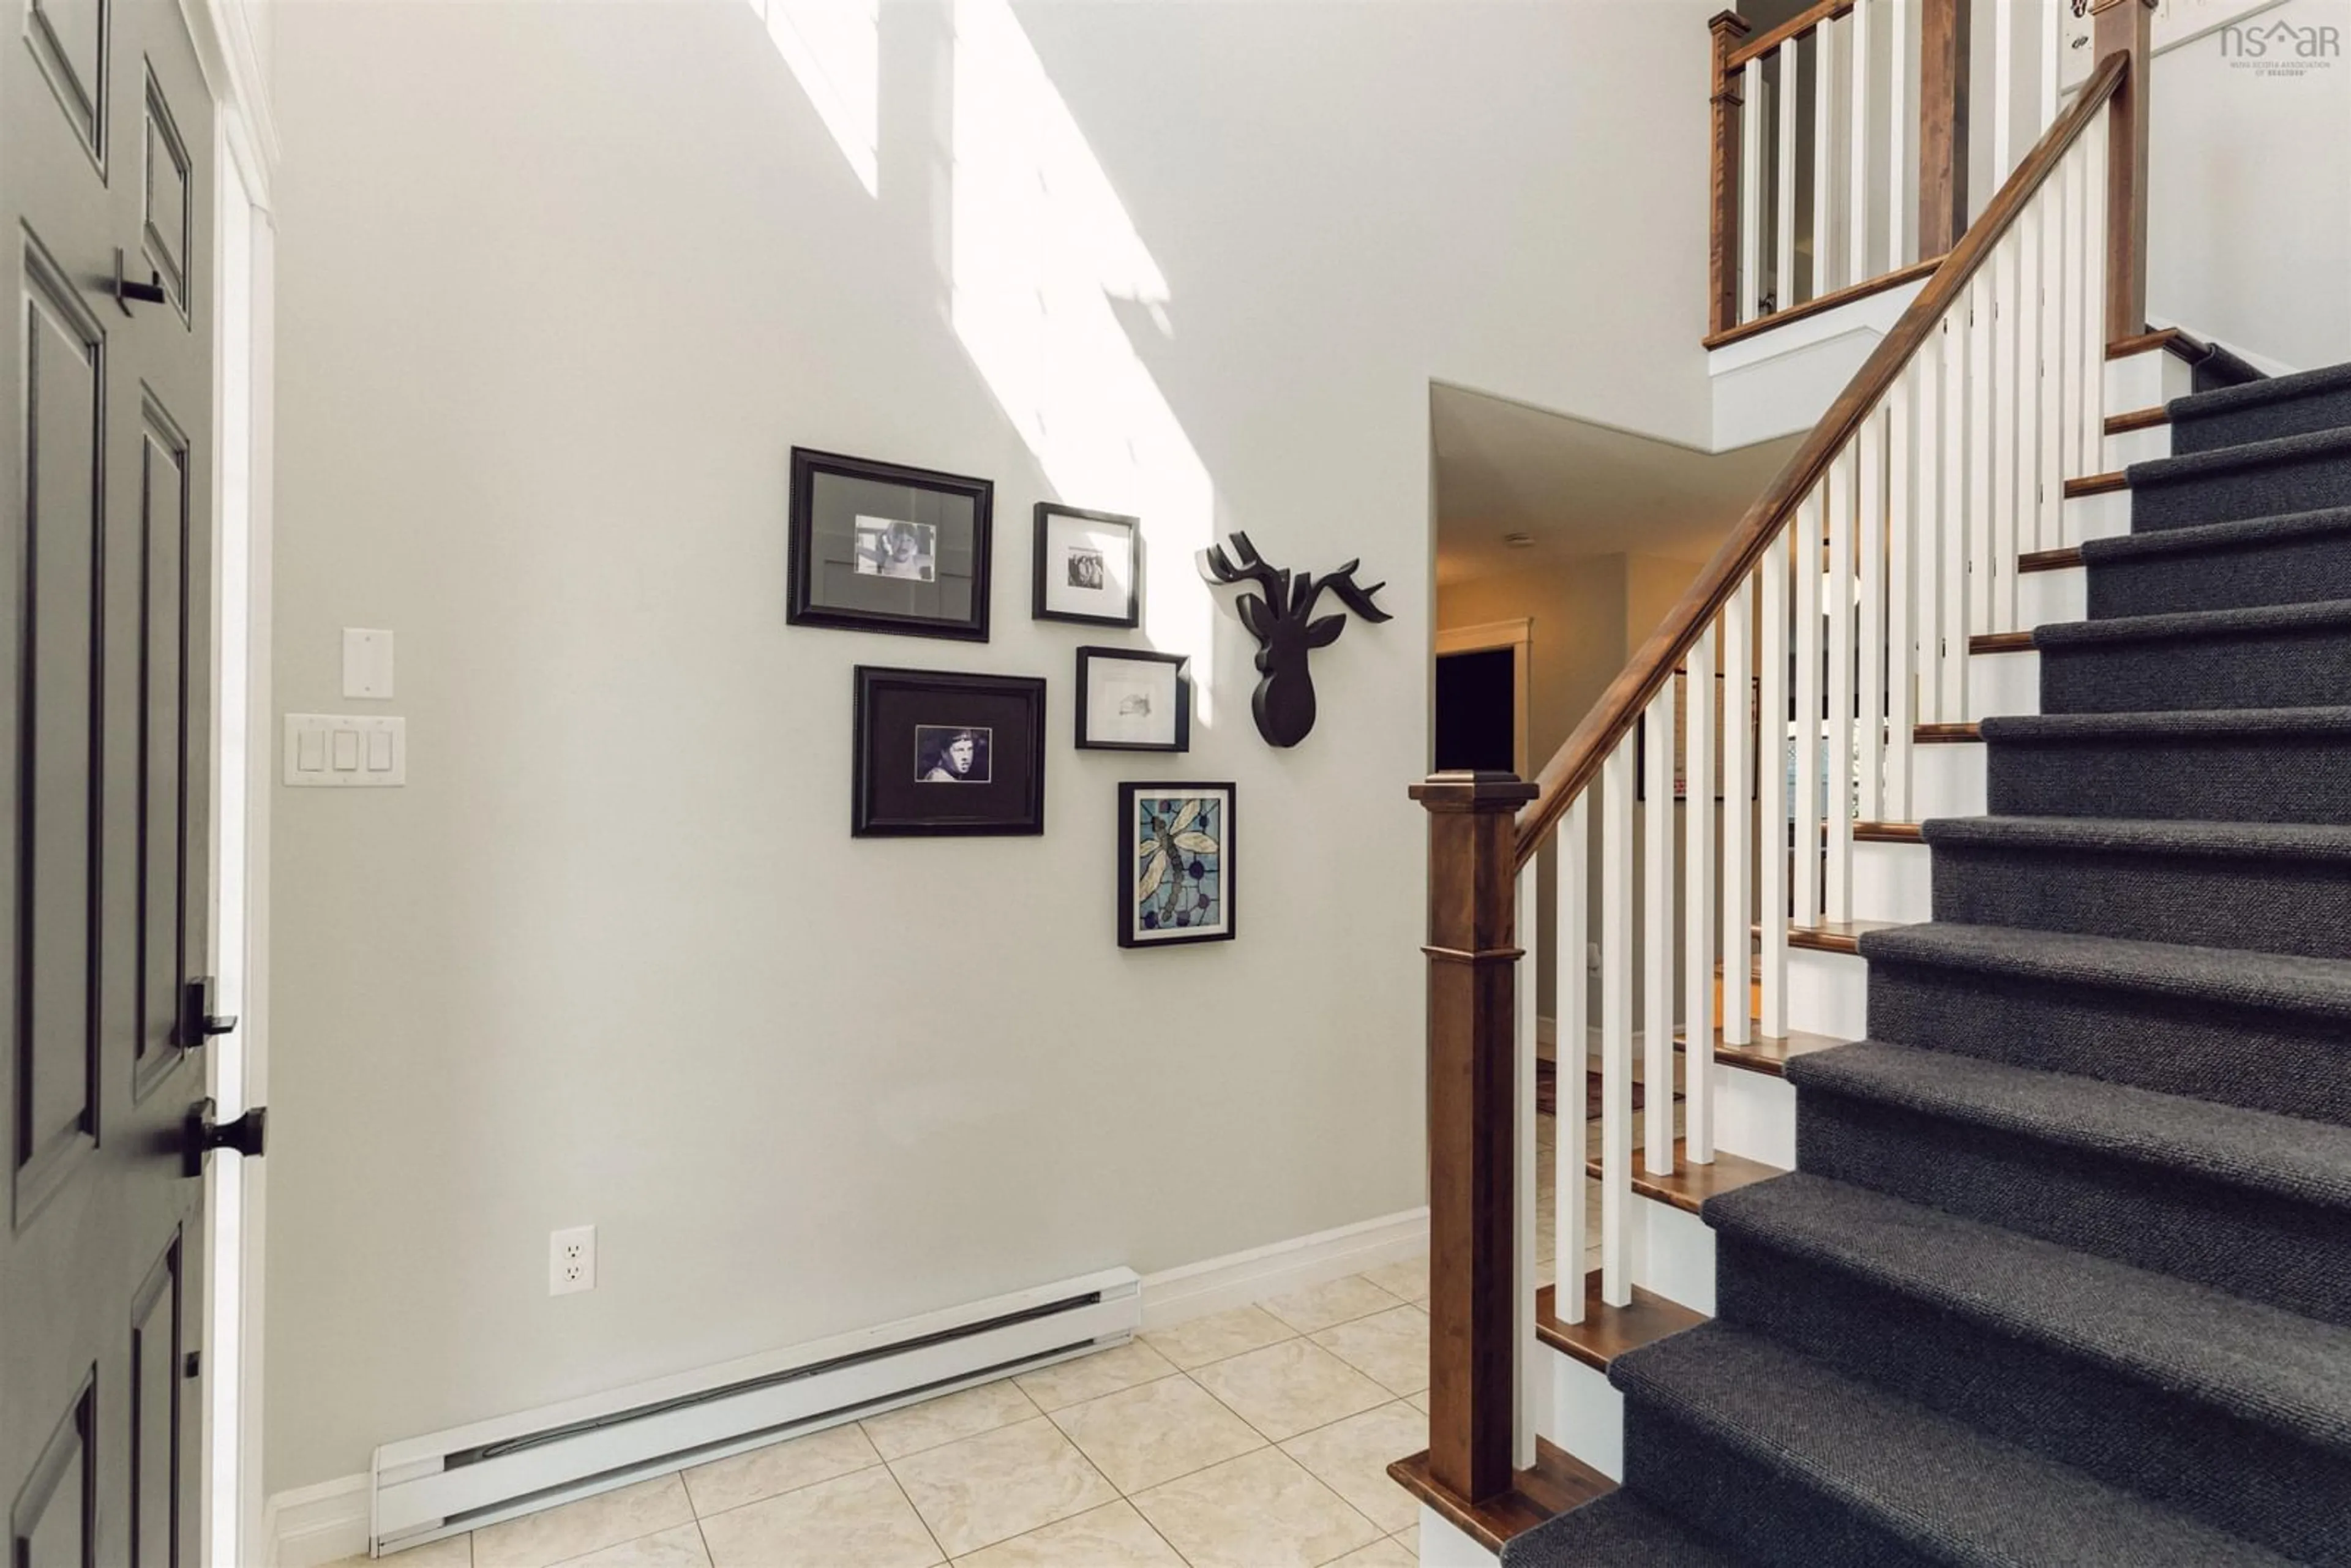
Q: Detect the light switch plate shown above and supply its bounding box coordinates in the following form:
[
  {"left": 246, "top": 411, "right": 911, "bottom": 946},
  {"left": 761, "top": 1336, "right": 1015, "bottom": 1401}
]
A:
[
  {"left": 343, "top": 628, "right": 394, "bottom": 699},
  {"left": 285, "top": 714, "right": 405, "bottom": 787}
]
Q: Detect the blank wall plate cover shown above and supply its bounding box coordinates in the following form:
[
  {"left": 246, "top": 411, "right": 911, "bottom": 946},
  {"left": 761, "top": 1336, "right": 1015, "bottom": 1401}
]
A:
[
  {"left": 343, "top": 628, "right": 395, "bottom": 699},
  {"left": 285, "top": 714, "right": 406, "bottom": 787}
]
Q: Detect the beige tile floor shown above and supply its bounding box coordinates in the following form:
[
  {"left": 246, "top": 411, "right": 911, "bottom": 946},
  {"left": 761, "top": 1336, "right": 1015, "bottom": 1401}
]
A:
[
  {"left": 331, "top": 1268, "right": 1437, "bottom": 1568},
  {"left": 331, "top": 1095, "right": 1635, "bottom": 1568}
]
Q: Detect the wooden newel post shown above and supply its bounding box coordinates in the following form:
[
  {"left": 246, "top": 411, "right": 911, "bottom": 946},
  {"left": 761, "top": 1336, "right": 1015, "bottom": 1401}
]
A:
[
  {"left": 1918, "top": 0, "right": 1973, "bottom": 255},
  {"left": 2094, "top": 0, "right": 2156, "bottom": 342},
  {"left": 1412, "top": 769, "right": 1538, "bottom": 1504},
  {"left": 1707, "top": 11, "right": 1753, "bottom": 339}
]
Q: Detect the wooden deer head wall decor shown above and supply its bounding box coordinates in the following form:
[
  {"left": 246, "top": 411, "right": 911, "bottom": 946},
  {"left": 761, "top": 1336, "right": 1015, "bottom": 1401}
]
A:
[{"left": 1198, "top": 531, "right": 1392, "bottom": 748}]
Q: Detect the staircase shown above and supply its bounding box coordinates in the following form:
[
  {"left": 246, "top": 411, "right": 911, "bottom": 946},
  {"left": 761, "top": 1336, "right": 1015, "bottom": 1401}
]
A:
[{"left": 1501, "top": 361, "right": 2351, "bottom": 1566}]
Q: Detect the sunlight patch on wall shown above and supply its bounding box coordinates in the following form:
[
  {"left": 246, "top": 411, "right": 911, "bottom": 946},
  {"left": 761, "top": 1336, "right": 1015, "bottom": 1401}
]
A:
[
  {"left": 748, "top": 0, "right": 880, "bottom": 197},
  {"left": 948, "top": 0, "right": 1216, "bottom": 711}
]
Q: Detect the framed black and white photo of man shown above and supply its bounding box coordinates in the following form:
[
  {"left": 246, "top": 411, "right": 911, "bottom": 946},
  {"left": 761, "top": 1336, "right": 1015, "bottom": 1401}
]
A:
[
  {"left": 789, "top": 449, "right": 993, "bottom": 640},
  {"left": 852, "top": 667, "right": 1046, "bottom": 836},
  {"left": 1033, "top": 503, "right": 1141, "bottom": 626}
]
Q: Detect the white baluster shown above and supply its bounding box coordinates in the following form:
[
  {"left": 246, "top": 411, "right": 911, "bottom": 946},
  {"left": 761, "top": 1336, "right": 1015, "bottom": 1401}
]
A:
[
  {"left": 1742, "top": 58, "right": 1765, "bottom": 324},
  {"left": 1969, "top": 272, "right": 1995, "bottom": 639},
  {"left": 1887, "top": 371, "right": 1916, "bottom": 820},
  {"left": 1826, "top": 451, "right": 1856, "bottom": 922},
  {"left": 2039, "top": 170, "right": 2068, "bottom": 553},
  {"left": 1558, "top": 792, "right": 1589, "bottom": 1322},
  {"left": 1993, "top": 235, "right": 2022, "bottom": 632},
  {"left": 1914, "top": 328, "right": 1944, "bottom": 725},
  {"left": 1848, "top": 0, "right": 1871, "bottom": 284},
  {"left": 2017, "top": 201, "right": 2045, "bottom": 557},
  {"left": 1886, "top": 0, "right": 1910, "bottom": 268},
  {"left": 1994, "top": 0, "right": 2016, "bottom": 181},
  {"left": 2082, "top": 113, "right": 2109, "bottom": 467},
  {"left": 1722, "top": 580, "right": 1754, "bottom": 1051},
  {"left": 1859, "top": 407, "right": 1888, "bottom": 824},
  {"left": 1777, "top": 43, "right": 1800, "bottom": 311},
  {"left": 1514, "top": 863, "right": 1536, "bottom": 1470},
  {"left": 2060, "top": 141, "right": 2088, "bottom": 502},
  {"left": 1643, "top": 683, "right": 1675, "bottom": 1177},
  {"left": 1940, "top": 307, "right": 1969, "bottom": 715},
  {"left": 1685, "top": 626, "right": 1717, "bottom": 1165},
  {"left": 1600, "top": 736, "right": 1635, "bottom": 1308},
  {"left": 1811, "top": 25, "right": 1835, "bottom": 300},
  {"left": 1760, "top": 536, "right": 1791, "bottom": 1038},
  {"left": 1794, "top": 488, "right": 1823, "bottom": 929}
]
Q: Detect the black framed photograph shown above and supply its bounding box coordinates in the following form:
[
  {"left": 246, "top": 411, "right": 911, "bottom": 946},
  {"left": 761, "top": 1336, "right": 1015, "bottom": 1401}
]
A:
[
  {"left": 1117, "top": 782, "right": 1235, "bottom": 948},
  {"left": 790, "top": 449, "right": 992, "bottom": 640},
  {"left": 1033, "top": 503, "right": 1140, "bottom": 626},
  {"left": 853, "top": 667, "right": 1045, "bottom": 836},
  {"left": 1075, "top": 648, "right": 1190, "bottom": 752}
]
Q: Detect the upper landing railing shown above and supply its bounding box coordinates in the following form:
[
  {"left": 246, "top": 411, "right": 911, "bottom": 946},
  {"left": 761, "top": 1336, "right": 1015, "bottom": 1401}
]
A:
[
  {"left": 1706, "top": 0, "right": 2075, "bottom": 348},
  {"left": 1407, "top": 0, "right": 2157, "bottom": 1517}
]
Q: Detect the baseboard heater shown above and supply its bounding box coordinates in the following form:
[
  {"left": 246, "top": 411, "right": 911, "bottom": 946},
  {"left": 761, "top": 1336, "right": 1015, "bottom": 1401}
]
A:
[{"left": 368, "top": 1266, "right": 1140, "bottom": 1556}]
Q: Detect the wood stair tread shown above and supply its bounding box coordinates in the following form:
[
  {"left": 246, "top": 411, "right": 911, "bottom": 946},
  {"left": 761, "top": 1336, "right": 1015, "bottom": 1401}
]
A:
[
  {"left": 1853, "top": 820, "right": 1925, "bottom": 842},
  {"left": 1968, "top": 631, "right": 2036, "bottom": 655},
  {"left": 1789, "top": 918, "right": 1900, "bottom": 954},
  {"left": 1583, "top": 1138, "right": 1787, "bottom": 1215},
  {"left": 2105, "top": 405, "right": 2169, "bottom": 434},
  {"left": 1915, "top": 721, "right": 1982, "bottom": 743},
  {"left": 1536, "top": 1276, "right": 1708, "bottom": 1373},
  {"left": 1387, "top": 1438, "right": 1613, "bottom": 1554},
  {"left": 2063, "top": 470, "right": 2129, "bottom": 498},
  {"left": 2020, "top": 546, "right": 2084, "bottom": 572},
  {"left": 1674, "top": 1022, "right": 1847, "bottom": 1079}
]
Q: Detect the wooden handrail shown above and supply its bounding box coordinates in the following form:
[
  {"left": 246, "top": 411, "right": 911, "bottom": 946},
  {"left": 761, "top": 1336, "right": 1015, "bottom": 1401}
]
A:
[
  {"left": 1725, "top": 0, "right": 1854, "bottom": 69},
  {"left": 1512, "top": 51, "right": 2129, "bottom": 868}
]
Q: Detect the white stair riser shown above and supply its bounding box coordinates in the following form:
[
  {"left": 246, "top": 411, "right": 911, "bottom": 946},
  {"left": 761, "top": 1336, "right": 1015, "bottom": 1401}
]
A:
[
  {"left": 1417, "top": 1507, "right": 1490, "bottom": 1568},
  {"left": 1630, "top": 1193, "right": 1715, "bottom": 1315},
  {"left": 2021, "top": 566, "right": 2087, "bottom": 625},
  {"left": 2104, "top": 424, "right": 2170, "bottom": 468},
  {"left": 1912, "top": 742, "right": 1987, "bottom": 818},
  {"left": 1852, "top": 840, "right": 1932, "bottom": 926},
  {"left": 1967, "top": 648, "right": 2040, "bottom": 722},
  {"left": 1535, "top": 1351, "right": 1625, "bottom": 1483},
  {"left": 1713, "top": 1062, "right": 1798, "bottom": 1169},
  {"left": 2105, "top": 345, "right": 2193, "bottom": 410},
  {"left": 2066, "top": 487, "right": 2131, "bottom": 541},
  {"left": 1788, "top": 945, "right": 1868, "bottom": 1040}
]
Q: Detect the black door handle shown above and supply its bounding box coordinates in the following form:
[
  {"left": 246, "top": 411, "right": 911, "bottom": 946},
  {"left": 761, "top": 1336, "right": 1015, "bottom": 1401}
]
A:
[
  {"left": 178, "top": 977, "right": 236, "bottom": 1049},
  {"left": 184, "top": 1098, "right": 266, "bottom": 1177},
  {"left": 114, "top": 247, "right": 167, "bottom": 312}
]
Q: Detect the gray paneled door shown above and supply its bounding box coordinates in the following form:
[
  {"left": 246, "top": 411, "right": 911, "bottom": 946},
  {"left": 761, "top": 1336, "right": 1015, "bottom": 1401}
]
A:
[{"left": 2, "top": 3, "right": 220, "bottom": 1566}]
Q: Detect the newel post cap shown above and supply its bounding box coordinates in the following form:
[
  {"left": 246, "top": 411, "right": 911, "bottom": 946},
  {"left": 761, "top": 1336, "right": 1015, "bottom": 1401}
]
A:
[
  {"left": 1709, "top": 9, "right": 1753, "bottom": 37},
  {"left": 1409, "top": 771, "right": 1540, "bottom": 812}
]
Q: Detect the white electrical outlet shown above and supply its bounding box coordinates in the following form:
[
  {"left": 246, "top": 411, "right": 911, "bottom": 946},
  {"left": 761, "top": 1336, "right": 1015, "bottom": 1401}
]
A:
[{"left": 549, "top": 1225, "right": 596, "bottom": 1296}]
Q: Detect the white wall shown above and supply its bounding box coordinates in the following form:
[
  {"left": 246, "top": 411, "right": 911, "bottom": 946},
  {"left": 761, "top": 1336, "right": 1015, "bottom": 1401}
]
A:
[
  {"left": 263, "top": 0, "right": 1717, "bottom": 1491},
  {"left": 2148, "top": 0, "right": 2351, "bottom": 369}
]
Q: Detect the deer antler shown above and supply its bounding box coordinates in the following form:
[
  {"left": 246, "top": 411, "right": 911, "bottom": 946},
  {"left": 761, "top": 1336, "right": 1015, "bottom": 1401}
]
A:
[
  {"left": 1198, "top": 531, "right": 1288, "bottom": 601},
  {"left": 1305, "top": 559, "right": 1394, "bottom": 625}
]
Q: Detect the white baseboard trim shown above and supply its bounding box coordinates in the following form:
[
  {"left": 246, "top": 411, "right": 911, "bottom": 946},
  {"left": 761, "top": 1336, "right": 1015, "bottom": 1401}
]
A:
[
  {"left": 265, "top": 1210, "right": 1431, "bottom": 1562},
  {"left": 264, "top": 1472, "right": 369, "bottom": 1568},
  {"left": 1139, "top": 1206, "right": 1430, "bottom": 1330}
]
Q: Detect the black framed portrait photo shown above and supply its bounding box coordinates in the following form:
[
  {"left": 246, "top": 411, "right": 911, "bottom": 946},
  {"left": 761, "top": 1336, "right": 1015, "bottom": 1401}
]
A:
[
  {"left": 1075, "top": 647, "right": 1190, "bottom": 751},
  {"left": 852, "top": 667, "right": 1046, "bottom": 836},
  {"left": 1033, "top": 503, "right": 1140, "bottom": 626},
  {"left": 789, "top": 449, "right": 993, "bottom": 640}
]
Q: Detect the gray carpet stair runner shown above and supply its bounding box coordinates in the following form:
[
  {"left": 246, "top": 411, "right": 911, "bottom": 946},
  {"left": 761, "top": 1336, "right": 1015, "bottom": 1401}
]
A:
[{"left": 1501, "top": 354, "right": 2351, "bottom": 1566}]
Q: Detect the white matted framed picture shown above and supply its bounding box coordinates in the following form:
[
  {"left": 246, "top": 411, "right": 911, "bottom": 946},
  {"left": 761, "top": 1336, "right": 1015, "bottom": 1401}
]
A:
[
  {"left": 1075, "top": 647, "right": 1190, "bottom": 751},
  {"left": 1033, "top": 503, "right": 1140, "bottom": 626},
  {"left": 1117, "top": 783, "right": 1235, "bottom": 948}
]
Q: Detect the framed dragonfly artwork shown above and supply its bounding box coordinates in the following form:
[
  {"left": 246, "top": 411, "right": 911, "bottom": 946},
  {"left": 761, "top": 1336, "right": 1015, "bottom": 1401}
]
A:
[{"left": 1116, "top": 783, "right": 1235, "bottom": 948}]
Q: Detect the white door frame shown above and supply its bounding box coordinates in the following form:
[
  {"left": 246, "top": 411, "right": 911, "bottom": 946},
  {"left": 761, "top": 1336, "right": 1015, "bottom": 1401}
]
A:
[
  {"left": 1434, "top": 617, "right": 1532, "bottom": 778},
  {"left": 177, "top": 1, "right": 277, "bottom": 1562}
]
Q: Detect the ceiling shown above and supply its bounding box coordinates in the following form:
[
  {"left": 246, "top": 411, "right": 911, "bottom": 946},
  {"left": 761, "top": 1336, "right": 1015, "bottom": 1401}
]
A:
[{"left": 1432, "top": 381, "right": 1802, "bottom": 588}]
